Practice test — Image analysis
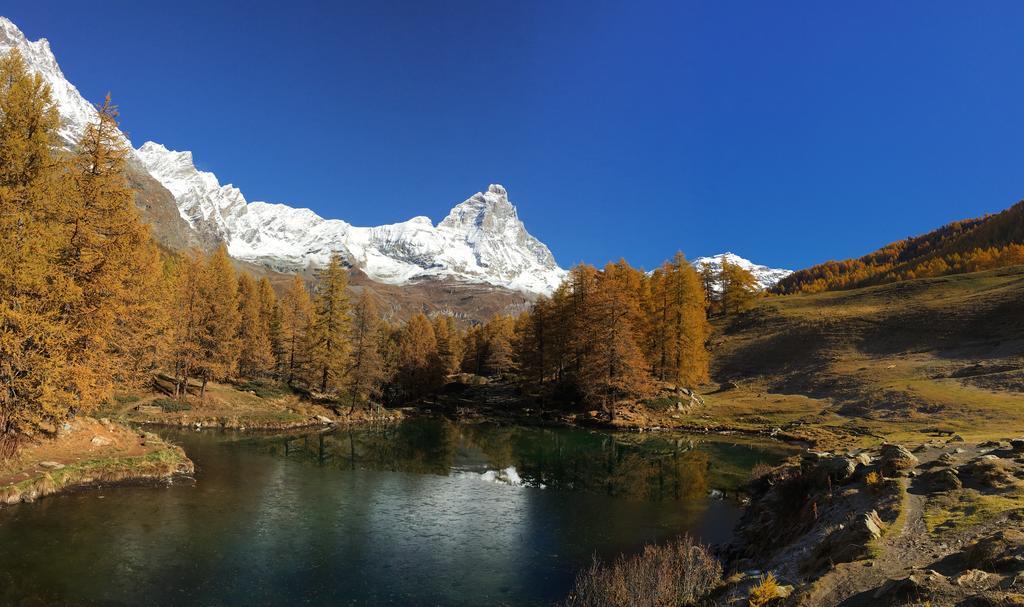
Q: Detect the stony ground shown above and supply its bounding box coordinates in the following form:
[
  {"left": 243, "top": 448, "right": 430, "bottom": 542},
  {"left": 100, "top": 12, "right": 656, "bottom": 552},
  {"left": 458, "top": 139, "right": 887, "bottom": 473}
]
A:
[{"left": 719, "top": 437, "right": 1024, "bottom": 606}]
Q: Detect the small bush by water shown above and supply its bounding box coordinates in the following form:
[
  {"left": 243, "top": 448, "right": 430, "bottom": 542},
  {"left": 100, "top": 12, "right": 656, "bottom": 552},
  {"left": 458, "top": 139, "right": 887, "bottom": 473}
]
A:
[{"left": 562, "top": 535, "right": 722, "bottom": 607}]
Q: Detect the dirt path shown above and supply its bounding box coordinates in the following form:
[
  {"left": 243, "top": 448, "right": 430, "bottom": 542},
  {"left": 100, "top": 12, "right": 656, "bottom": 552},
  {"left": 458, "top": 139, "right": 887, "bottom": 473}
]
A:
[{"left": 794, "top": 446, "right": 953, "bottom": 606}]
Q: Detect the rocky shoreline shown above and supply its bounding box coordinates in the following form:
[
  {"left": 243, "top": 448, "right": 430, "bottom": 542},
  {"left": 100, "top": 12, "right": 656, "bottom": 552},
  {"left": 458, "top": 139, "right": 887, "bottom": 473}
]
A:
[{"left": 716, "top": 437, "right": 1024, "bottom": 606}]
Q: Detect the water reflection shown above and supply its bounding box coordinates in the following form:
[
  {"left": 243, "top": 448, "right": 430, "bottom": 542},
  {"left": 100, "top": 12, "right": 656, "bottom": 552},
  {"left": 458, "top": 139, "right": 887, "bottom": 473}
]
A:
[{"left": 243, "top": 418, "right": 792, "bottom": 501}]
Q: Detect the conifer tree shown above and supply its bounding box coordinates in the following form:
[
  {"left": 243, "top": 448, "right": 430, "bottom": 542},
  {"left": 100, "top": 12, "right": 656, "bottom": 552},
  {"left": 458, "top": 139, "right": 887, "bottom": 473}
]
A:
[
  {"left": 395, "top": 313, "right": 441, "bottom": 401},
  {"left": 117, "top": 236, "right": 174, "bottom": 389},
  {"left": 236, "top": 273, "right": 274, "bottom": 379},
  {"left": 345, "top": 291, "right": 387, "bottom": 412},
  {"left": 171, "top": 252, "right": 205, "bottom": 400},
  {"left": 278, "top": 275, "right": 314, "bottom": 386},
  {"left": 483, "top": 316, "right": 517, "bottom": 376},
  {"left": 576, "top": 264, "right": 654, "bottom": 418},
  {"left": 60, "top": 95, "right": 149, "bottom": 405},
  {"left": 433, "top": 315, "right": 464, "bottom": 376},
  {"left": 720, "top": 257, "right": 760, "bottom": 316},
  {"left": 665, "top": 253, "right": 710, "bottom": 388},
  {"left": 0, "top": 49, "right": 69, "bottom": 457},
  {"left": 198, "top": 244, "right": 240, "bottom": 396},
  {"left": 309, "top": 252, "right": 352, "bottom": 394}
]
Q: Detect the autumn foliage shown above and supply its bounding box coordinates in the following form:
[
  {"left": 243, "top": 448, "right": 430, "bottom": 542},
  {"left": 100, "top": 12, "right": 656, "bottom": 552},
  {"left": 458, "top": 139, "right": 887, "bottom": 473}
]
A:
[{"left": 775, "top": 202, "right": 1024, "bottom": 294}]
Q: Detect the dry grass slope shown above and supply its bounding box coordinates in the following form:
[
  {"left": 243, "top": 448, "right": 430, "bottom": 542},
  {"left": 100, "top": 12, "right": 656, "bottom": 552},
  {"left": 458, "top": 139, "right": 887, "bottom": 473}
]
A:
[{"left": 712, "top": 266, "right": 1024, "bottom": 443}]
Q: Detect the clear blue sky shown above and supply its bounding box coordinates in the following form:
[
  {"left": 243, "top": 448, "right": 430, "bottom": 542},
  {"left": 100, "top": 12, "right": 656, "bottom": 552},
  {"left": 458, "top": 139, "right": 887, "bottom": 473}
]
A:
[{"left": 8, "top": 2, "right": 1024, "bottom": 270}]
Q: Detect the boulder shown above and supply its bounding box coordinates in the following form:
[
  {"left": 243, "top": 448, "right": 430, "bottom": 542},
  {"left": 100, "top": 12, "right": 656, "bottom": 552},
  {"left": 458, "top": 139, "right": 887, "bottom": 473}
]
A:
[
  {"left": 90, "top": 435, "right": 112, "bottom": 447},
  {"left": 807, "top": 510, "right": 884, "bottom": 572},
  {"left": 966, "top": 530, "right": 1024, "bottom": 572},
  {"left": 938, "top": 452, "right": 958, "bottom": 465},
  {"left": 1011, "top": 438, "right": 1024, "bottom": 453},
  {"left": 960, "top": 455, "right": 1017, "bottom": 490},
  {"left": 926, "top": 468, "right": 963, "bottom": 491},
  {"left": 879, "top": 443, "right": 919, "bottom": 476},
  {"left": 954, "top": 569, "right": 990, "bottom": 588},
  {"left": 852, "top": 452, "right": 873, "bottom": 466},
  {"left": 873, "top": 575, "right": 927, "bottom": 602},
  {"left": 39, "top": 461, "right": 64, "bottom": 470},
  {"left": 818, "top": 455, "right": 858, "bottom": 484}
]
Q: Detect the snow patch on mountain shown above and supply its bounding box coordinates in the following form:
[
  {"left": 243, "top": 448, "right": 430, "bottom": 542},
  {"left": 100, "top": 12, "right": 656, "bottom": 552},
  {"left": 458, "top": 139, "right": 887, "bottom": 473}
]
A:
[
  {"left": 692, "top": 252, "right": 792, "bottom": 290},
  {"left": 0, "top": 16, "right": 124, "bottom": 148},
  {"left": 137, "top": 142, "right": 566, "bottom": 294}
]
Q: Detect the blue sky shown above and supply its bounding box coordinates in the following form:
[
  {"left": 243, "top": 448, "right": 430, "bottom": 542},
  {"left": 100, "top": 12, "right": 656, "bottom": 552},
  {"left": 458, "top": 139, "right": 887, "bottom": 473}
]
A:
[{"left": 7, "top": 2, "right": 1024, "bottom": 270}]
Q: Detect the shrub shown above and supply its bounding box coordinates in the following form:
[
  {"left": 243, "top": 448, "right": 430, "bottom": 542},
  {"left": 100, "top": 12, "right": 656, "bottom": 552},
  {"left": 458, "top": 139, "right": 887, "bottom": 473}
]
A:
[
  {"left": 865, "top": 470, "right": 883, "bottom": 492},
  {"left": 642, "top": 396, "right": 681, "bottom": 412},
  {"left": 747, "top": 572, "right": 780, "bottom": 607},
  {"left": 563, "top": 535, "right": 722, "bottom": 607}
]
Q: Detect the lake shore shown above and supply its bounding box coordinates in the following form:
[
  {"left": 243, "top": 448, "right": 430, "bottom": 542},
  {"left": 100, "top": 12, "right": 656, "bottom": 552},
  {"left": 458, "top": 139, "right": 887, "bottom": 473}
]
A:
[{"left": 0, "top": 417, "right": 194, "bottom": 507}]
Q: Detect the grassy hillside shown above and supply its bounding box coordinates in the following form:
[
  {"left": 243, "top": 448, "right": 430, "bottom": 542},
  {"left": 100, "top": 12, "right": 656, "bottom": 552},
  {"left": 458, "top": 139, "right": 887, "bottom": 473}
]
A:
[
  {"left": 712, "top": 265, "right": 1024, "bottom": 442},
  {"left": 775, "top": 201, "right": 1024, "bottom": 293}
]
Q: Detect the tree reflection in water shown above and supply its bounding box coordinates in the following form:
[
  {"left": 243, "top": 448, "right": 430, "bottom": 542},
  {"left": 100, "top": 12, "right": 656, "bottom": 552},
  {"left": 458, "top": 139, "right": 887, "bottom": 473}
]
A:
[{"left": 246, "top": 418, "right": 793, "bottom": 502}]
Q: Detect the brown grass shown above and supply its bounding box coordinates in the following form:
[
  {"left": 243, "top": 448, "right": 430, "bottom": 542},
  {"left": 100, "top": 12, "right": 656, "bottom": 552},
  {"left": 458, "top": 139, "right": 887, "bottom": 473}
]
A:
[
  {"left": 746, "top": 572, "right": 780, "bottom": 607},
  {"left": 562, "top": 535, "right": 722, "bottom": 607}
]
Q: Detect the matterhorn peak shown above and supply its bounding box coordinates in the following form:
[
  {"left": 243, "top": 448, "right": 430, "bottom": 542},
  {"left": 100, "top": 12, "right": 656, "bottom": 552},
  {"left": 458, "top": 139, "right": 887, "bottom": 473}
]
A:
[{"left": 488, "top": 183, "right": 507, "bottom": 196}]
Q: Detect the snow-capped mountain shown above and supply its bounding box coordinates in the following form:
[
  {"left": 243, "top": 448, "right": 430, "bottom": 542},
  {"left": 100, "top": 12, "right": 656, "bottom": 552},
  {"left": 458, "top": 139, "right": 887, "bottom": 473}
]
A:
[
  {"left": 692, "top": 253, "right": 792, "bottom": 290},
  {"left": 1, "top": 15, "right": 783, "bottom": 299},
  {"left": 0, "top": 15, "right": 564, "bottom": 295},
  {"left": 0, "top": 17, "right": 123, "bottom": 149},
  {"left": 136, "top": 142, "right": 566, "bottom": 294}
]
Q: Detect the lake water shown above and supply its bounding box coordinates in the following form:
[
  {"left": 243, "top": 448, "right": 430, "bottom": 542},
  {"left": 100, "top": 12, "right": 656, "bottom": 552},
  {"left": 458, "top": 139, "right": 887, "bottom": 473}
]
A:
[{"left": 0, "top": 419, "right": 793, "bottom": 606}]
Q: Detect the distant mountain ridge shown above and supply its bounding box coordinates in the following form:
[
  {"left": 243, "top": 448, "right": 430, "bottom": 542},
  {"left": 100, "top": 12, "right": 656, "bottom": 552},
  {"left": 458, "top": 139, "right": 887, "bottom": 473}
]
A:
[
  {"left": 692, "top": 253, "right": 792, "bottom": 291},
  {"left": 135, "top": 142, "right": 566, "bottom": 294},
  {"left": 775, "top": 201, "right": 1024, "bottom": 294}
]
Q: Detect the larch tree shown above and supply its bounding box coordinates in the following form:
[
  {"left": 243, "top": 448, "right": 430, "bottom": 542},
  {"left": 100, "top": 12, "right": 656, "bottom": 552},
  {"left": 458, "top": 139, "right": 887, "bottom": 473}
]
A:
[
  {"left": 278, "top": 275, "right": 313, "bottom": 387},
  {"left": 170, "top": 252, "right": 205, "bottom": 400},
  {"left": 198, "top": 244, "right": 240, "bottom": 397},
  {"left": 59, "top": 95, "right": 150, "bottom": 406},
  {"left": 0, "top": 49, "right": 70, "bottom": 457},
  {"left": 432, "top": 315, "right": 463, "bottom": 377},
  {"left": 483, "top": 316, "right": 517, "bottom": 377},
  {"left": 345, "top": 291, "right": 387, "bottom": 412},
  {"left": 664, "top": 252, "right": 710, "bottom": 388},
  {"left": 575, "top": 263, "right": 653, "bottom": 418},
  {"left": 236, "top": 273, "right": 273, "bottom": 379},
  {"left": 309, "top": 252, "right": 352, "bottom": 395},
  {"left": 720, "top": 257, "right": 760, "bottom": 316},
  {"left": 116, "top": 235, "right": 174, "bottom": 389},
  {"left": 395, "top": 313, "right": 441, "bottom": 401}
]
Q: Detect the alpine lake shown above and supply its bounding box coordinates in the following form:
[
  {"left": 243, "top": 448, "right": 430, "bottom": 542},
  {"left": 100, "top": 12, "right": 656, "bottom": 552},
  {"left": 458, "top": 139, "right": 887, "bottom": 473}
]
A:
[{"left": 0, "top": 418, "right": 796, "bottom": 606}]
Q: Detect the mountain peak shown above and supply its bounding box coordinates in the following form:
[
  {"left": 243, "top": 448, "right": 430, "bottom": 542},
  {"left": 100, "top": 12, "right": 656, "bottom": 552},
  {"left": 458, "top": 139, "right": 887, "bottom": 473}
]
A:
[
  {"left": 0, "top": 17, "right": 106, "bottom": 148},
  {"left": 692, "top": 252, "right": 792, "bottom": 290}
]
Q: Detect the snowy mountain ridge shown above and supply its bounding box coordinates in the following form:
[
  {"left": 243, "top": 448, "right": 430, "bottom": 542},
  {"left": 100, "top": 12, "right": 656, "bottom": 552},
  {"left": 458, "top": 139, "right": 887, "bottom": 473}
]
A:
[
  {"left": 136, "top": 142, "right": 567, "bottom": 294},
  {"left": 692, "top": 252, "right": 792, "bottom": 291}
]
